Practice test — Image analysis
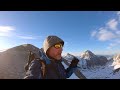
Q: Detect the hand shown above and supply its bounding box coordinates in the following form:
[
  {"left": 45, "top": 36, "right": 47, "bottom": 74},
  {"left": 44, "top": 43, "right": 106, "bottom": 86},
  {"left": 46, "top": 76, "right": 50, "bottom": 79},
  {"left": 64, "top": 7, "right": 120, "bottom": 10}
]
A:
[{"left": 69, "top": 57, "right": 79, "bottom": 68}]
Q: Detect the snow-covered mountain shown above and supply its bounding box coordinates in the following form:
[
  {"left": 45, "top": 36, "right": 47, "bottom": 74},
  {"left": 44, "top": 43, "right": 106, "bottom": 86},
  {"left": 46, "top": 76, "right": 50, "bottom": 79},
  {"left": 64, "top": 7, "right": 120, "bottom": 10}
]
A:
[
  {"left": 80, "top": 50, "right": 108, "bottom": 69},
  {"left": 63, "top": 53, "right": 74, "bottom": 60},
  {"left": 112, "top": 54, "right": 120, "bottom": 69},
  {"left": 80, "top": 50, "right": 96, "bottom": 60},
  {"left": 63, "top": 51, "right": 120, "bottom": 79},
  {"left": 64, "top": 50, "right": 108, "bottom": 70}
]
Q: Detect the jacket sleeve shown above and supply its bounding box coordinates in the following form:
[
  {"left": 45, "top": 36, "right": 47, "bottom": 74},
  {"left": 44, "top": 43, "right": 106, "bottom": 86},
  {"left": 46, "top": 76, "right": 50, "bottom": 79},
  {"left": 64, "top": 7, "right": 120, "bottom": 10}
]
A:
[
  {"left": 65, "top": 66, "right": 77, "bottom": 78},
  {"left": 24, "top": 59, "right": 42, "bottom": 79},
  {"left": 62, "top": 58, "right": 77, "bottom": 78}
]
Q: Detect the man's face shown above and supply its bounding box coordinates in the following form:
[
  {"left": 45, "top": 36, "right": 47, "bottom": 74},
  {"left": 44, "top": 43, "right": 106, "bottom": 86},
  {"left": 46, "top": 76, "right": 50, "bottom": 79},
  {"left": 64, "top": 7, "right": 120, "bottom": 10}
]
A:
[{"left": 47, "top": 43, "right": 63, "bottom": 60}]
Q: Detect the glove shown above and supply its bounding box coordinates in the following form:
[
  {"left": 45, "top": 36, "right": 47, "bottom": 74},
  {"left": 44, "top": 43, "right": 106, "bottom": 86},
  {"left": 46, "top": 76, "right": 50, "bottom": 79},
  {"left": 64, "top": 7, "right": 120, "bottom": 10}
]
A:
[{"left": 69, "top": 57, "right": 79, "bottom": 68}]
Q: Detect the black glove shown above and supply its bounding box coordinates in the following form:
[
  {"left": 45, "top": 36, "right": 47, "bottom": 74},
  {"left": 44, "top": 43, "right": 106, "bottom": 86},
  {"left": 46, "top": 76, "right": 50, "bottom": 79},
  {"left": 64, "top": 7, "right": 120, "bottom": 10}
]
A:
[{"left": 69, "top": 57, "right": 79, "bottom": 68}]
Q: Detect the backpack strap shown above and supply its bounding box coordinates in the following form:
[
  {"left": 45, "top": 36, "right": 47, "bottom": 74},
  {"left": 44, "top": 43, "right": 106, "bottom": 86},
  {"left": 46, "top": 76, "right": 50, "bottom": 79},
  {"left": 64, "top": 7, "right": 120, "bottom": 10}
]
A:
[
  {"left": 36, "top": 58, "right": 46, "bottom": 79},
  {"left": 39, "top": 48, "right": 51, "bottom": 64},
  {"left": 38, "top": 48, "right": 53, "bottom": 79},
  {"left": 24, "top": 51, "right": 36, "bottom": 72}
]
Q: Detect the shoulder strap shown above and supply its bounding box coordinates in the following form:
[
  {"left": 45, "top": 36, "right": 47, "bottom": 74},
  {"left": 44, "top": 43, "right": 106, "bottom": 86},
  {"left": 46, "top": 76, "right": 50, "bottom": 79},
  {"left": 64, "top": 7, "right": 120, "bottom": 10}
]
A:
[
  {"left": 24, "top": 51, "right": 36, "bottom": 72},
  {"left": 37, "top": 48, "right": 51, "bottom": 79},
  {"left": 37, "top": 59, "right": 46, "bottom": 79},
  {"left": 39, "top": 48, "right": 51, "bottom": 64}
]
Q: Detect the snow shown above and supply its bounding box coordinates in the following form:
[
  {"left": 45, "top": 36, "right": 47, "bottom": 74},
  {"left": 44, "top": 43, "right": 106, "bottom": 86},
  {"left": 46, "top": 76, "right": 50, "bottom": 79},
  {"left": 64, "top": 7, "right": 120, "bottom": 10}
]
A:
[
  {"left": 69, "top": 73, "right": 79, "bottom": 79},
  {"left": 75, "top": 63, "right": 120, "bottom": 79},
  {"left": 62, "top": 55, "right": 120, "bottom": 79},
  {"left": 114, "top": 65, "right": 120, "bottom": 69},
  {"left": 80, "top": 66, "right": 112, "bottom": 79}
]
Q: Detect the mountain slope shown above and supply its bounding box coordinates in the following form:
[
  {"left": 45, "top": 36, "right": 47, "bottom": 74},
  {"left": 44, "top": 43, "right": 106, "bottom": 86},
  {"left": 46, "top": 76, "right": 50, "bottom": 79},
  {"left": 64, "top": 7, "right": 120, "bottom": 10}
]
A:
[{"left": 0, "top": 44, "right": 40, "bottom": 79}]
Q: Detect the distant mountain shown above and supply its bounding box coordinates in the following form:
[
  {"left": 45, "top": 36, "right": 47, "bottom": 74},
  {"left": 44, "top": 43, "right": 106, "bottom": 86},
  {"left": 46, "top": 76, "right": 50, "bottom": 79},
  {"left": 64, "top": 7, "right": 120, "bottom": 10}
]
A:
[
  {"left": 64, "top": 50, "right": 108, "bottom": 70},
  {"left": 0, "top": 44, "right": 40, "bottom": 79},
  {"left": 63, "top": 53, "right": 75, "bottom": 60},
  {"left": 97, "top": 55, "right": 114, "bottom": 60},
  {"left": 112, "top": 54, "right": 120, "bottom": 69},
  {"left": 62, "top": 51, "right": 120, "bottom": 79},
  {"left": 113, "top": 54, "right": 120, "bottom": 62},
  {"left": 80, "top": 50, "right": 96, "bottom": 60},
  {"left": 80, "top": 50, "right": 108, "bottom": 69}
]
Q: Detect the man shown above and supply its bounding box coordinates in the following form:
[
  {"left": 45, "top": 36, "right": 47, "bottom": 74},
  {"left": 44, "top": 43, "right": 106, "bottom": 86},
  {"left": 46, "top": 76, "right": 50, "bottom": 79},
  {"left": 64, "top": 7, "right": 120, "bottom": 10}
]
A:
[{"left": 24, "top": 35, "right": 79, "bottom": 79}]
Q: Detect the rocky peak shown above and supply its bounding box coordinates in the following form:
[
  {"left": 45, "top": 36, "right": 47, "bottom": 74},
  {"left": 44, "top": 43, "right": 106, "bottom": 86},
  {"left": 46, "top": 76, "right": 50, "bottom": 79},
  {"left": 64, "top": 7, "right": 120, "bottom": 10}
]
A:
[
  {"left": 112, "top": 54, "right": 120, "bottom": 68},
  {"left": 113, "top": 54, "right": 120, "bottom": 61},
  {"left": 81, "top": 50, "right": 96, "bottom": 60},
  {"left": 6, "top": 44, "right": 40, "bottom": 53},
  {"left": 64, "top": 53, "right": 75, "bottom": 60}
]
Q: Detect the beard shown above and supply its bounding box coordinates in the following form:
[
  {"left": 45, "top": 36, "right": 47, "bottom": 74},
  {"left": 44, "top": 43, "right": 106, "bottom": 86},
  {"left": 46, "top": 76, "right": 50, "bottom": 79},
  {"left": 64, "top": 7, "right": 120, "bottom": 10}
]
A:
[{"left": 55, "top": 54, "right": 62, "bottom": 60}]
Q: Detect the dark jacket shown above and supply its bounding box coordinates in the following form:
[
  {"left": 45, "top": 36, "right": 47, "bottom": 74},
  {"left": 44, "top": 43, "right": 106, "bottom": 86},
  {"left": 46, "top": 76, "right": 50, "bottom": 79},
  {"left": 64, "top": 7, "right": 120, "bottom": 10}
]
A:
[
  {"left": 24, "top": 35, "right": 77, "bottom": 79},
  {"left": 24, "top": 58, "right": 76, "bottom": 79}
]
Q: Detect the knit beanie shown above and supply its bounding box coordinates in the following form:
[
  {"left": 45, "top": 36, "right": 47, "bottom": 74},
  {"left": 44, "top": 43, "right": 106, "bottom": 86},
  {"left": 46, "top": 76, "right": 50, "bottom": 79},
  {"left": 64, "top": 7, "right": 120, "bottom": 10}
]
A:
[{"left": 43, "top": 35, "right": 64, "bottom": 54}]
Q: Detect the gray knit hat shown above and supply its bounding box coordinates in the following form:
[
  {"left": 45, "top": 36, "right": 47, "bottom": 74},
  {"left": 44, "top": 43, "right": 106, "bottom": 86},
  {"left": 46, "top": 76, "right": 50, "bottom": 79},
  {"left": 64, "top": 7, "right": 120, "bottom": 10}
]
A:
[{"left": 43, "top": 35, "right": 64, "bottom": 54}]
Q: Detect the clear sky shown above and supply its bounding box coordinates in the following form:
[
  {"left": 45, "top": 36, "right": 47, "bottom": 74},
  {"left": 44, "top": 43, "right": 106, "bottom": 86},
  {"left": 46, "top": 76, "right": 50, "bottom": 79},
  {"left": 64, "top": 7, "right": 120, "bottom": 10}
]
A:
[{"left": 0, "top": 11, "right": 120, "bottom": 55}]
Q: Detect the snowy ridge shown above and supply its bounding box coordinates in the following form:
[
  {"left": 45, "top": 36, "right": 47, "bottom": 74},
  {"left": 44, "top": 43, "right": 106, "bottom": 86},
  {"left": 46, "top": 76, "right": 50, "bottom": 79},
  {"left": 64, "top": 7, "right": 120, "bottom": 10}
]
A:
[
  {"left": 63, "top": 51, "right": 120, "bottom": 79},
  {"left": 80, "top": 50, "right": 96, "bottom": 60}
]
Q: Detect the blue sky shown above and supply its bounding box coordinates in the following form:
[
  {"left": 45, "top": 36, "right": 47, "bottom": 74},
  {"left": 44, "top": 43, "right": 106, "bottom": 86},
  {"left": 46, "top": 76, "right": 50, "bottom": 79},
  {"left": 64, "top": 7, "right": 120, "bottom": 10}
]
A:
[{"left": 0, "top": 11, "right": 120, "bottom": 55}]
